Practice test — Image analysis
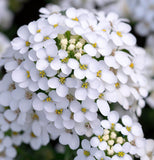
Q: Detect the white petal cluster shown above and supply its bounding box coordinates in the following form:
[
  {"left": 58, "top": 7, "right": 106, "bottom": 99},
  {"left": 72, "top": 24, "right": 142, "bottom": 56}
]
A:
[
  {"left": 0, "top": 5, "right": 152, "bottom": 160},
  {"left": 51, "top": 0, "right": 129, "bottom": 17},
  {"left": 75, "top": 111, "right": 148, "bottom": 160}
]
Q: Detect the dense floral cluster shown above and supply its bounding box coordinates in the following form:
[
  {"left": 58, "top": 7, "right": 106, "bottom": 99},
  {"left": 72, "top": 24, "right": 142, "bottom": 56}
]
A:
[{"left": 0, "top": 6, "right": 153, "bottom": 160}]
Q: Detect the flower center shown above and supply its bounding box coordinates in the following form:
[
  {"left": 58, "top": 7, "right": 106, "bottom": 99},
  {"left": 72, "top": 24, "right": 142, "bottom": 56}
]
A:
[
  {"left": 25, "top": 41, "right": 30, "bottom": 47},
  {"left": 26, "top": 71, "right": 30, "bottom": 78},
  {"left": 12, "top": 132, "right": 18, "bottom": 136},
  {"left": 129, "top": 63, "right": 134, "bottom": 69},
  {"left": 97, "top": 70, "right": 102, "bottom": 77},
  {"left": 98, "top": 135, "right": 103, "bottom": 142},
  {"left": 47, "top": 56, "right": 54, "bottom": 63},
  {"left": 37, "top": 29, "right": 41, "bottom": 33},
  {"left": 82, "top": 82, "right": 89, "bottom": 88},
  {"left": 115, "top": 82, "right": 120, "bottom": 88},
  {"left": 31, "top": 113, "right": 39, "bottom": 120},
  {"left": 39, "top": 70, "right": 46, "bottom": 77},
  {"left": 81, "top": 108, "right": 87, "bottom": 113},
  {"left": 99, "top": 93, "right": 104, "bottom": 99},
  {"left": 126, "top": 126, "right": 131, "bottom": 132},
  {"left": 44, "top": 36, "right": 50, "bottom": 41},
  {"left": 55, "top": 109, "right": 63, "bottom": 115},
  {"left": 83, "top": 150, "right": 90, "bottom": 157},
  {"left": 43, "top": 97, "right": 52, "bottom": 102},
  {"left": 118, "top": 152, "right": 125, "bottom": 157},
  {"left": 8, "top": 83, "right": 16, "bottom": 91},
  {"left": 92, "top": 43, "right": 97, "bottom": 48},
  {"left": 53, "top": 24, "right": 58, "bottom": 28},
  {"left": 61, "top": 57, "right": 69, "bottom": 63},
  {"left": 117, "top": 31, "right": 123, "bottom": 37},
  {"left": 79, "top": 64, "right": 88, "bottom": 70},
  {"left": 25, "top": 91, "right": 33, "bottom": 100},
  {"left": 102, "top": 29, "right": 106, "bottom": 32},
  {"left": 72, "top": 17, "right": 79, "bottom": 21},
  {"left": 111, "top": 123, "right": 115, "bottom": 129},
  {"left": 31, "top": 132, "right": 37, "bottom": 138},
  {"left": 59, "top": 77, "right": 66, "bottom": 84}
]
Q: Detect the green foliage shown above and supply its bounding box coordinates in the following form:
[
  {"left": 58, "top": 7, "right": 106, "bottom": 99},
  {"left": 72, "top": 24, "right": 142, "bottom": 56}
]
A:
[{"left": 15, "top": 143, "right": 76, "bottom": 160}]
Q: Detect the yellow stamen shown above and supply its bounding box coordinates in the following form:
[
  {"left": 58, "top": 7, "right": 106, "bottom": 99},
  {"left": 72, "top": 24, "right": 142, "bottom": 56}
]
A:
[
  {"left": 26, "top": 71, "right": 30, "bottom": 78},
  {"left": 61, "top": 57, "right": 69, "bottom": 63},
  {"left": 92, "top": 43, "right": 97, "bottom": 48},
  {"left": 98, "top": 135, "right": 103, "bottom": 142},
  {"left": 99, "top": 93, "right": 104, "bottom": 99},
  {"left": 81, "top": 108, "right": 87, "bottom": 113},
  {"left": 31, "top": 132, "right": 37, "bottom": 138},
  {"left": 126, "top": 126, "right": 131, "bottom": 132},
  {"left": 115, "top": 82, "right": 120, "bottom": 88},
  {"left": 53, "top": 24, "right": 58, "bottom": 28},
  {"left": 72, "top": 17, "right": 79, "bottom": 21},
  {"left": 97, "top": 70, "right": 102, "bottom": 77},
  {"left": 102, "top": 29, "right": 106, "bottom": 32},
  {"left": 0, "top": 139, "right": 2, "bottom": 143},
  {"left": 111, "top": 123, "right": 115, "bottom": 129},
  {"left": 47, "top": 56, "right": 54, "bottom": 63},
  {"left": 83, "top": 150, "right": 90, "bottom": 157},
  {"left": 101, "top": 158, "right": 104, "bottom": 160},
  {"left": 37, "top": 29, "right": 41, "bottom": 33},
  {"left": 79, "top": 64, "right": 88, "bottom": 70},
  {"left": 39, "top": 70, "right": 46, "bottom": 77},
  {"left": 129, "top": 63, "right": 134, "bottom": 69},
  {"left": 82, "top": 82, "right": 89, "bottom": 89},
  {"left": 32, "top": 113, "right": 39, "bottom": 120},
  {"left": 12, "top": 132, "right": 18, "bottom": 136},
  {"left": 59, "top": 77, "right": 66, "bottom": 84},
  {"left": 44, "top": 36, "right": 50, "bottom": 41},
  {"left": 55, "top": 109, "right": 63, "bottom": 115},
  {"left": 118, "top": 152, "right": 125, "bottom": 157},
  {"left": 117, "top": 31, "right": 123, "bottom": 37},
  {"left": 25, "top": 41, "right": 30, "bottom": 47}
]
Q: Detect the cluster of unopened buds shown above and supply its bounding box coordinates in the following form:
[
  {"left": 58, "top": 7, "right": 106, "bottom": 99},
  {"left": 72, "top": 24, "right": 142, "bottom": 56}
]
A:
[{"left": 0, "top": 5, "right": 153, "bottom": 160}]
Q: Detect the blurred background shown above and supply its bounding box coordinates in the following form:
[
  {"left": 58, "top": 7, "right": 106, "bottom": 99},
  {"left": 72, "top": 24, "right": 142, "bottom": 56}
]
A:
[{"left": 0, "top": 0, "right": 154, "bottom": 159}]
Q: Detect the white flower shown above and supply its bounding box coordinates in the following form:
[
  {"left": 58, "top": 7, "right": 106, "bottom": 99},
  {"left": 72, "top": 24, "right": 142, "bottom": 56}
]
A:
[
  {"left": 75, "top": 79, "right": 99, "bottom": 101},
  {"left": 94, "top": 150, "right": 111, "bottom": 160},
  {"left": 65, "top": 8, "right": 87, "bottom": 28},
  {"left": 44, "top": 97, "right": 69, "bottom": 129},
  {"left": 112, "top": 143, "right": 132, "bottom": 160},
  {"left": 48, "top": 75, "right": 75, "bottom": 97},
  {"left": 11, "top": 59, "right": 39, "bottom": 91},
  {"left": 35, "top": 43, "right": 58, "bottom": 71},
  {"left": 59, "top": 129, "right": 79, "bottom": 150},
  {"left": 74, "top": 139, "right": 96, "bottom": 160},
  {"left": 11, "top": 25, "right": 32, "bottom": 54},
  {"left": 121, "top": 115, "right": 143, "bottom": 141},
  {"left": 141, "top": 139, "right": 154, "bottom": 160},
  {"left": 75, "top": 118, "right": 101, "bottom": 137},
  {"left": 70, "top": 98, "right": 98, "bottom": 123}
]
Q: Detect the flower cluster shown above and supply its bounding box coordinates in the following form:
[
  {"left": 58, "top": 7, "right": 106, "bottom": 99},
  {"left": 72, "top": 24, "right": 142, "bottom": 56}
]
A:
[
  {"left": 0, "top": 6, "right": 152, "bottom": 160},
  {"left": 75, "top": 111, "right": 148, "bottom": 160}
]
